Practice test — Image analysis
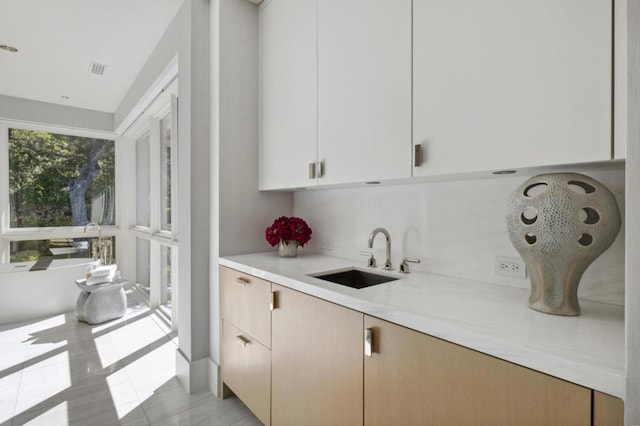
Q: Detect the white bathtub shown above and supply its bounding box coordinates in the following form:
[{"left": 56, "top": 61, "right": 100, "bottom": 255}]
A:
[{"left": 0, "top": 258, "right": 98, "bottom": 324}]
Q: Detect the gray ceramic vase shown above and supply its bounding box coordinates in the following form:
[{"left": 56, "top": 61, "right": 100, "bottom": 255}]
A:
[{"left": 506, "top": 173, "right": 621, "bottom": 316}]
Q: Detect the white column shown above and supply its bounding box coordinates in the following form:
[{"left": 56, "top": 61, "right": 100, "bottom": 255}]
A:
[{"left": 176, "top": 0, "right": 211, "bottom": 394}]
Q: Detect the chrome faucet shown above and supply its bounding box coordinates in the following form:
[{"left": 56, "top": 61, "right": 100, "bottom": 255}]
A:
[
  {"left": 368, "top": 227, "right": 393, "bottom": 270},
  {"left": 84, "top": 222, "right": 112, "bottom": 265}
]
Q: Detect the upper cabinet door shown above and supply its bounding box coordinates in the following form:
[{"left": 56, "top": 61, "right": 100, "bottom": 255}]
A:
[
  {"left": 260, "top": 0, "right": 317, "bottom": 190},
  {"left": 317, "top": 0, "right": 412, "bottom": 185},
  {"left": 413, "top": 0, "right": 612, "bottom": 177}
]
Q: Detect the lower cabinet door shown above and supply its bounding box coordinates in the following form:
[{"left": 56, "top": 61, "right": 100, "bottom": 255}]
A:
[
  {"left": 364, "top": 316, "right": 591, "bottom": 426},
  {"left": 271, "top": 284, "right": 363, "bottom": 426},
  {"left": 221, "top": 320, "right": 271, "bottom": 426},
  {"left": 594, "top": 391, "right": 624, "bottom": 426}
]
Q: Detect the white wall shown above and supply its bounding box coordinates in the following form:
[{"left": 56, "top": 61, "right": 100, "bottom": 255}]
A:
[
  {"left": 210, "top": 0, "right": 293, "bottom": 395},
  {"left": 114, "top": 8, "right": 185, "bottom": 132},
  {"left": 0, "top": 94, "right": 113, "bottom": 132},
  {"left": 295, "top": 167, "right": 625, "bottom": 306},
  {"left": 113, "top": 0, "right": 214, "bottom": 393}
]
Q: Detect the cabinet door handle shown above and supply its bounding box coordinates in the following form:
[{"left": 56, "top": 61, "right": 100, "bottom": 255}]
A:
[
  {"left": 414, "top": 144, "right": 423, "bottom": 167},
  {"left": 316, "top": 161, "right": 323, "bottom": 178},
  {"left": 365, "top": 328, "right": 373, "bottom": 357},
  {"left": 309, "top": 162, "right": 316, "bottom": 179},
  {"left": 270, "top": 291, "right": 277, "bottom": 311},
  {"left": 235, "top": 277, "right": 249, "bottom": 286},
  {"left": 235, "top": 335, "right": 249, "bottom": 347}
]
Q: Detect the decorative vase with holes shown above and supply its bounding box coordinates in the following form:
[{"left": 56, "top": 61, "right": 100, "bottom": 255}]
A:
[{"left": 506, "top": 173, "right": 621, "bottom": 316}]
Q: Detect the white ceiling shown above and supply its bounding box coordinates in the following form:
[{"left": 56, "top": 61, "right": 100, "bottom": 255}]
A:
[{"left": 0, "top": 0, "right": 184, "bottom": 113}]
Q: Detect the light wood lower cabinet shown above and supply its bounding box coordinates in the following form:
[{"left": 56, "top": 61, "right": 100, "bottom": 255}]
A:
[
  {"left": 271, "top": 284, "right": 363, "bottom": 426},
  {"left": 364, "top": 316, "right": 591, "bottom": 426},
  {"left": 221, "top": 320, "right": 271, "bottom": 425},
  {"left": 220, "top": 266, "right": 273, "bottom": 424},
  {"left": 220, "top": 267, "right": 621, "bottom": 425}
]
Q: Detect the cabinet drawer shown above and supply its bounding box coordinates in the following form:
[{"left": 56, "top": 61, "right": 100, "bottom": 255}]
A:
[
  {"left": 220, "top": 266, "right": 272, "bottom": 347},
  {"left": 222, "top": 320, "right": 271, "bottom": 426}
]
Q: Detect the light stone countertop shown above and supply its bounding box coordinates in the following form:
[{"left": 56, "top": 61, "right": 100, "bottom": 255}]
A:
[{"left": 219, "top": 252, "right": 625, "bottom": 398}]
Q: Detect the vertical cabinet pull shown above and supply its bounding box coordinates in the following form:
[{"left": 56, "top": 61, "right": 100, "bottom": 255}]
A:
[
  {"left": 270, "top": 291, "right": 277, "bottom": 311},
  {"left": 235, "top": 277, "right": 249, "bottom": 286},
  {"left": 309, "top": 161, "right": 324, "bottom": 179},
  {"left": 235, "top": 335, "right": 249, "bottom": 347},
  {"left": 364, "top": 328, "right": 373, "bottom": 357},
  {"left": 414, "top": 144, "right": 423, "bottom": 167}
]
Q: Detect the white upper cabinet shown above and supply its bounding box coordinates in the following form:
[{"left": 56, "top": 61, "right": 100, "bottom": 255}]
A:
[
  {"left": 260, "top": 0, "right": 411, "bottom": 189},
  {"left": 260, "top": 0, "right": 317, "bottom": 190},
  {"left": 413, "top": 0, "right": 613, "bottom": 176},
  {"left": 614, "top": 0, "right": 627, "bottom": 160},
  {"left": 317, "top": 0, "right": 412, "bottom": 185}
]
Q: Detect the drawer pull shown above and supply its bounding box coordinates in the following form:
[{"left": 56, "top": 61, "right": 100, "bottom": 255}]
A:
[
  {"left": 235, "top": 277, "right": 249, "bottom": 286},
  {"left": 365, "top": 328, "right": 373, "bottom": 357},
  {"left": 235, "top": 335, "right": 249, "bottom": 347}
]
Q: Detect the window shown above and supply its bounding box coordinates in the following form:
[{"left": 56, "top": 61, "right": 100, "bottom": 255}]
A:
[
  {"left": 9, "top": 236, "right": 116, "bottom": 263},
  {"left": 160, "top": 116, "right": 172, "bottom": 231},
  {"left": 9, "top": 128, "right": 115, "bottom": 228},
  {"left": 136, "top": 238, "right": 151, "bottom": 298},
  {"left": 124, "top": 80, "right": 178, "bottom": 328},
  {"left": 0, "top": 123, "right": 117, "bottom": 264},
  {"left": 160, "top": 245, "right": 172, "bottom": 310},
  {"left": 136, "top": 134, "right": 150, "bottom": 228}
]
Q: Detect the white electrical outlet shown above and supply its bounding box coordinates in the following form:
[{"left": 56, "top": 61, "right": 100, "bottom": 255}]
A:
[
  {"left": 320, "top": 238, "right": 334, "bottom": 251},
  {"left": 495, "top": 256, "right": 526, "bottom": 278}
]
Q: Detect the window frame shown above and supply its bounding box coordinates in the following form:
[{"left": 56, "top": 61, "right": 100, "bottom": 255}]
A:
[
  {"left": 123, "top": 79, "right": 179, "bottom": 328},
  {"left": 0, "top": 120, "right": 118, "bottom": 264}
]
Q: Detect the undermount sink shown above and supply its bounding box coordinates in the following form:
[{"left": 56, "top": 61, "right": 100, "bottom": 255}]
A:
[{"left": 311, "top": 268, "right": 398, "bottom": 289}]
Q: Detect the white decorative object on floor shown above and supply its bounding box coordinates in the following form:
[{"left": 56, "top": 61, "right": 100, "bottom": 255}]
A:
[
  {"left": 75, "top": 277, "right": 127, "bottom": 324},
  {"left": 506, "top": 173, "right": 621, "bottom": 316}
]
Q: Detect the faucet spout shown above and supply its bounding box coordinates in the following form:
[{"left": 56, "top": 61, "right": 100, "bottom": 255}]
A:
[{"left": 368, "top": 227, "right": 393, "bottom": 270}]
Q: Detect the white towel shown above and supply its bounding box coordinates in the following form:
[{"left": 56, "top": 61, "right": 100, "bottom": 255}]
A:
[
  {"left": 87, "top": 264, "right": 118, "bottom": 279},
  {"left": 86, "top": 270, "right": 121, "bottom": 286}
]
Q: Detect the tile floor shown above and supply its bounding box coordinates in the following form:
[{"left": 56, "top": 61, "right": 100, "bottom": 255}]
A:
[{"left": 0, "top": 289, "right": 261, "bottom": 426}]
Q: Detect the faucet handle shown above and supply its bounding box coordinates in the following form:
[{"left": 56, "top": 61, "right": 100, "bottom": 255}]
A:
[
  {"left": 399, "top": 258, "right": 421, "bottom": 273},
  {"left": 360, "top": 251, "right": 377, "bottom": 268}
]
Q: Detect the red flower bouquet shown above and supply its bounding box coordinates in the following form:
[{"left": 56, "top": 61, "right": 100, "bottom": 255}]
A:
[{"left": 265, "top": 216, "right": 312, "bottom": 247}]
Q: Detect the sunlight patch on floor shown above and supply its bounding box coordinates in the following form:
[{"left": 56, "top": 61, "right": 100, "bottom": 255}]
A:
[
  {"left": 106, "top": 368, "right": 139, "bottom": 418},
  {"left": 124, "top": 339, "right": 177, "bottom": 401},
  {"left": 0, "top": 370, "right": 21, "bottom": 423},
  {"left": 15, "top": 352, "right": 70, "bottom": 414},
  {"left": 22, "top": 401, "right": 68, "bottom": 426}
]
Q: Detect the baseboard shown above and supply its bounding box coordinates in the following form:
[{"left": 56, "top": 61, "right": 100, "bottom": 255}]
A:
[
  {"left": 208, "top": 358, "right": 220, "bottom": 397},
  {"left": 175, "top": 348, "right": 210, "bottom": 394}
]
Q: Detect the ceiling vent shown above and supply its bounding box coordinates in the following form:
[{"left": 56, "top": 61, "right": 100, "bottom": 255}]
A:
[
  {"left": 89, "top": 62, "right": 107, "bottom": 76},
  {"left": 0, "top": 44, "right": 18, "bottom": 53}
]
